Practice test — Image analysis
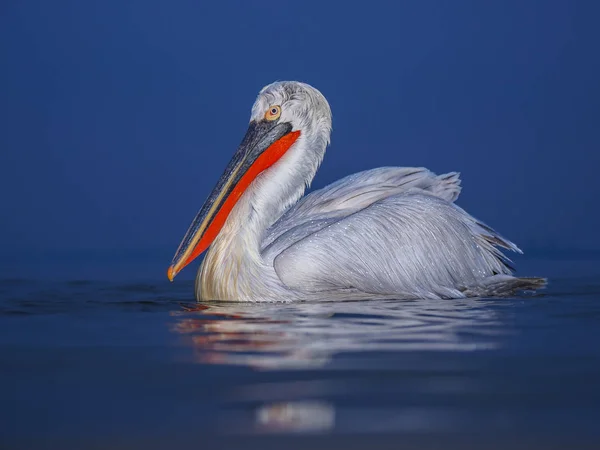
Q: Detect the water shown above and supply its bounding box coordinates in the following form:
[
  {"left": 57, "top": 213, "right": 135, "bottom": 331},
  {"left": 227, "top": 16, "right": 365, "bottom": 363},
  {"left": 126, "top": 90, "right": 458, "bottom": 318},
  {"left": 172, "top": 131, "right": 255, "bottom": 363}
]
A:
[{"left": 1, "top": 255, "right": 600, "bottom": 449}]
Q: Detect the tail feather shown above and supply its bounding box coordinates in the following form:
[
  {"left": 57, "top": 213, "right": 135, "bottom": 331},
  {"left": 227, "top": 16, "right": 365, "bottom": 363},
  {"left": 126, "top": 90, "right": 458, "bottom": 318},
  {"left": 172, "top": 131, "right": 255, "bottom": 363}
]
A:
[
  {"left": 462, "top": 275, "right": 547, "bottom": 297},
  {"left": 433, "top": 171, "right": 462, "bottom": 203}
]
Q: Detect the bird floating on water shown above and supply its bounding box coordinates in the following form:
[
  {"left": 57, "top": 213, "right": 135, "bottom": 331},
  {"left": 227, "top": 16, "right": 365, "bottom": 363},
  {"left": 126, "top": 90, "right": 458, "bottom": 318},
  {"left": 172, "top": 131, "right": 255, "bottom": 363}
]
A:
[{"left": 168, "top": 81, "right": 544, "bottom": 302}]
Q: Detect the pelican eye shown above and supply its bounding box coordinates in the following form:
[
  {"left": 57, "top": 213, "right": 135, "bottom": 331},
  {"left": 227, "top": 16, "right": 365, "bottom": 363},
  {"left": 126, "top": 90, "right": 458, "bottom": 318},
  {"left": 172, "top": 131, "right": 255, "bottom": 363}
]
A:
[{"left": 264, "top": 105, "right": 281, "bottom": 121}]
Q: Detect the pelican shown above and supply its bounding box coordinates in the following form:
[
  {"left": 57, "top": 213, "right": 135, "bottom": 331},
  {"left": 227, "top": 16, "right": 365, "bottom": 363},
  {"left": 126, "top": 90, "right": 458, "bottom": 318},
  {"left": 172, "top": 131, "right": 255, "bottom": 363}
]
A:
[{"left": 168, "top": 81, "right": 544, "bottom": 302}]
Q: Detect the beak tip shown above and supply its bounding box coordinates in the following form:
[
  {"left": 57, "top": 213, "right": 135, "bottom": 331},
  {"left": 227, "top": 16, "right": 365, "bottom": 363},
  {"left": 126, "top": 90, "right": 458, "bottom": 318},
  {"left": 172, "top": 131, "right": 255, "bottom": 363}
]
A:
[{"left": 167, "top": 266, "right": 176, "bottom": 282}]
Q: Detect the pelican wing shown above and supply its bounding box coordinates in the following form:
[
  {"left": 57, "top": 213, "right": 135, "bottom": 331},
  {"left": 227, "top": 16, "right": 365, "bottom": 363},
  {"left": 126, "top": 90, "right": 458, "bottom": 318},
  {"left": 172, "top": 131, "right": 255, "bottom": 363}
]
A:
[
  {"left": 262, "top": 167, "right": 461, "bottom": 254},
  {"left": 270, "top": 193, "right": 521, "bottom": 299},
  {"left": 291, "top": 166, "right": 461, "bottom": 214}
]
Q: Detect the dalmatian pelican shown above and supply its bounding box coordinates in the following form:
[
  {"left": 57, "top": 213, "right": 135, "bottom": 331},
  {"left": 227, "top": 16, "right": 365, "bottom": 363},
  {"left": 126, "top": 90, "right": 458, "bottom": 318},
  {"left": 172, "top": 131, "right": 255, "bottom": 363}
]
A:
[{"left": 167, "top": 81, "right": 544, "bottom": 301}]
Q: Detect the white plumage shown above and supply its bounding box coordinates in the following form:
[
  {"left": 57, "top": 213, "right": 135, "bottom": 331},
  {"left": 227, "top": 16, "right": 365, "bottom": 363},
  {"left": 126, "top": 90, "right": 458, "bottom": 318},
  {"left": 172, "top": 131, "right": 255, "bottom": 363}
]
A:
[{"left": 174, "top": 81, "right": 545, "bottom": 301}]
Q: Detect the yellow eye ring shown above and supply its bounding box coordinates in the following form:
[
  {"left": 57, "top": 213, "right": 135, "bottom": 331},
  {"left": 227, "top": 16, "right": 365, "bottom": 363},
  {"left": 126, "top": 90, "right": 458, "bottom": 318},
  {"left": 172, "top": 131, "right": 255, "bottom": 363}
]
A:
[{"left": 265, "top": 105, "right": 281, "bottom": 121}]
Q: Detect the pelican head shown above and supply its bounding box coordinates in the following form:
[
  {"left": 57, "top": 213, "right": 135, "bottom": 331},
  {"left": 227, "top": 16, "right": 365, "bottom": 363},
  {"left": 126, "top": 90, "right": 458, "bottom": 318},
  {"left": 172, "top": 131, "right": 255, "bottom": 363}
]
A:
[{"left": 168, "top": 81, "right": 332, "bottom": 281}]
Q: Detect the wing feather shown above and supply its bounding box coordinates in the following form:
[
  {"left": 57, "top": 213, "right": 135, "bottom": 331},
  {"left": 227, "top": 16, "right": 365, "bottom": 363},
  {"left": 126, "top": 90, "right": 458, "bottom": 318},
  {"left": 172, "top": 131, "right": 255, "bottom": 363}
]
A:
[
  {"left": 262, "top": 167, "right": 461, "bottom": 255},
  {"left": 272, "top": 193, "right": 519, "bottom": 299}
]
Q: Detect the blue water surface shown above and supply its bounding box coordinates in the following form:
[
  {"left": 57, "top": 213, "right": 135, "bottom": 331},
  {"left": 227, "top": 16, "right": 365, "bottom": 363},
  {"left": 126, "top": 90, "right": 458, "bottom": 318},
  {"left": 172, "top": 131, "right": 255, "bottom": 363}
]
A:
[{"left": 1, "top": 254, "right": 599, "bottom": 449}]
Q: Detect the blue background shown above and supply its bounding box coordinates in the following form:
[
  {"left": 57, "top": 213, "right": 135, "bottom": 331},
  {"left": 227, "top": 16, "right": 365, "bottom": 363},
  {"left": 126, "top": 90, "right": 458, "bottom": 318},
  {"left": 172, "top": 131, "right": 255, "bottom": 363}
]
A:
[{"left": 1, "top": 0, "right": 599, "bottom": 280}]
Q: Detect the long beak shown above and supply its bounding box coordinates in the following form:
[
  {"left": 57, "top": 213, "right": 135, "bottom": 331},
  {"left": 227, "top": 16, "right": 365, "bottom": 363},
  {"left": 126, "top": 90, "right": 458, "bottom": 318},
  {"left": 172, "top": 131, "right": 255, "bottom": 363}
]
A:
[{"left": 167, "top": 120, "right": 300, "bottom": 281}]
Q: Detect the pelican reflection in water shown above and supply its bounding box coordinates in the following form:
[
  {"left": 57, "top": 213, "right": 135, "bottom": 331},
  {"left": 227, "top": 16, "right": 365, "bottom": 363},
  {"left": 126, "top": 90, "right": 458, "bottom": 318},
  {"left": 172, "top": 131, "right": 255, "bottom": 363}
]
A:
[
  {"left": 172, "top": 298, "right": 511, "bottom": 369},
  {"left": 171, "top": 300, "right": 514, "bottom": 433},
  {"left": 168, "top": 81, "right": 544, "bottom": 301}
]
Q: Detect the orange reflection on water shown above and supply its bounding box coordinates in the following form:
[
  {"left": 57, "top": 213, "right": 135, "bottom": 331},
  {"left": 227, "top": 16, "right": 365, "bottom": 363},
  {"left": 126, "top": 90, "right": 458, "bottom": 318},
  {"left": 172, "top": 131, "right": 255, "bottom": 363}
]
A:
[{"left": 171, "top": 303, "right": 308, "bottom": 368}]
